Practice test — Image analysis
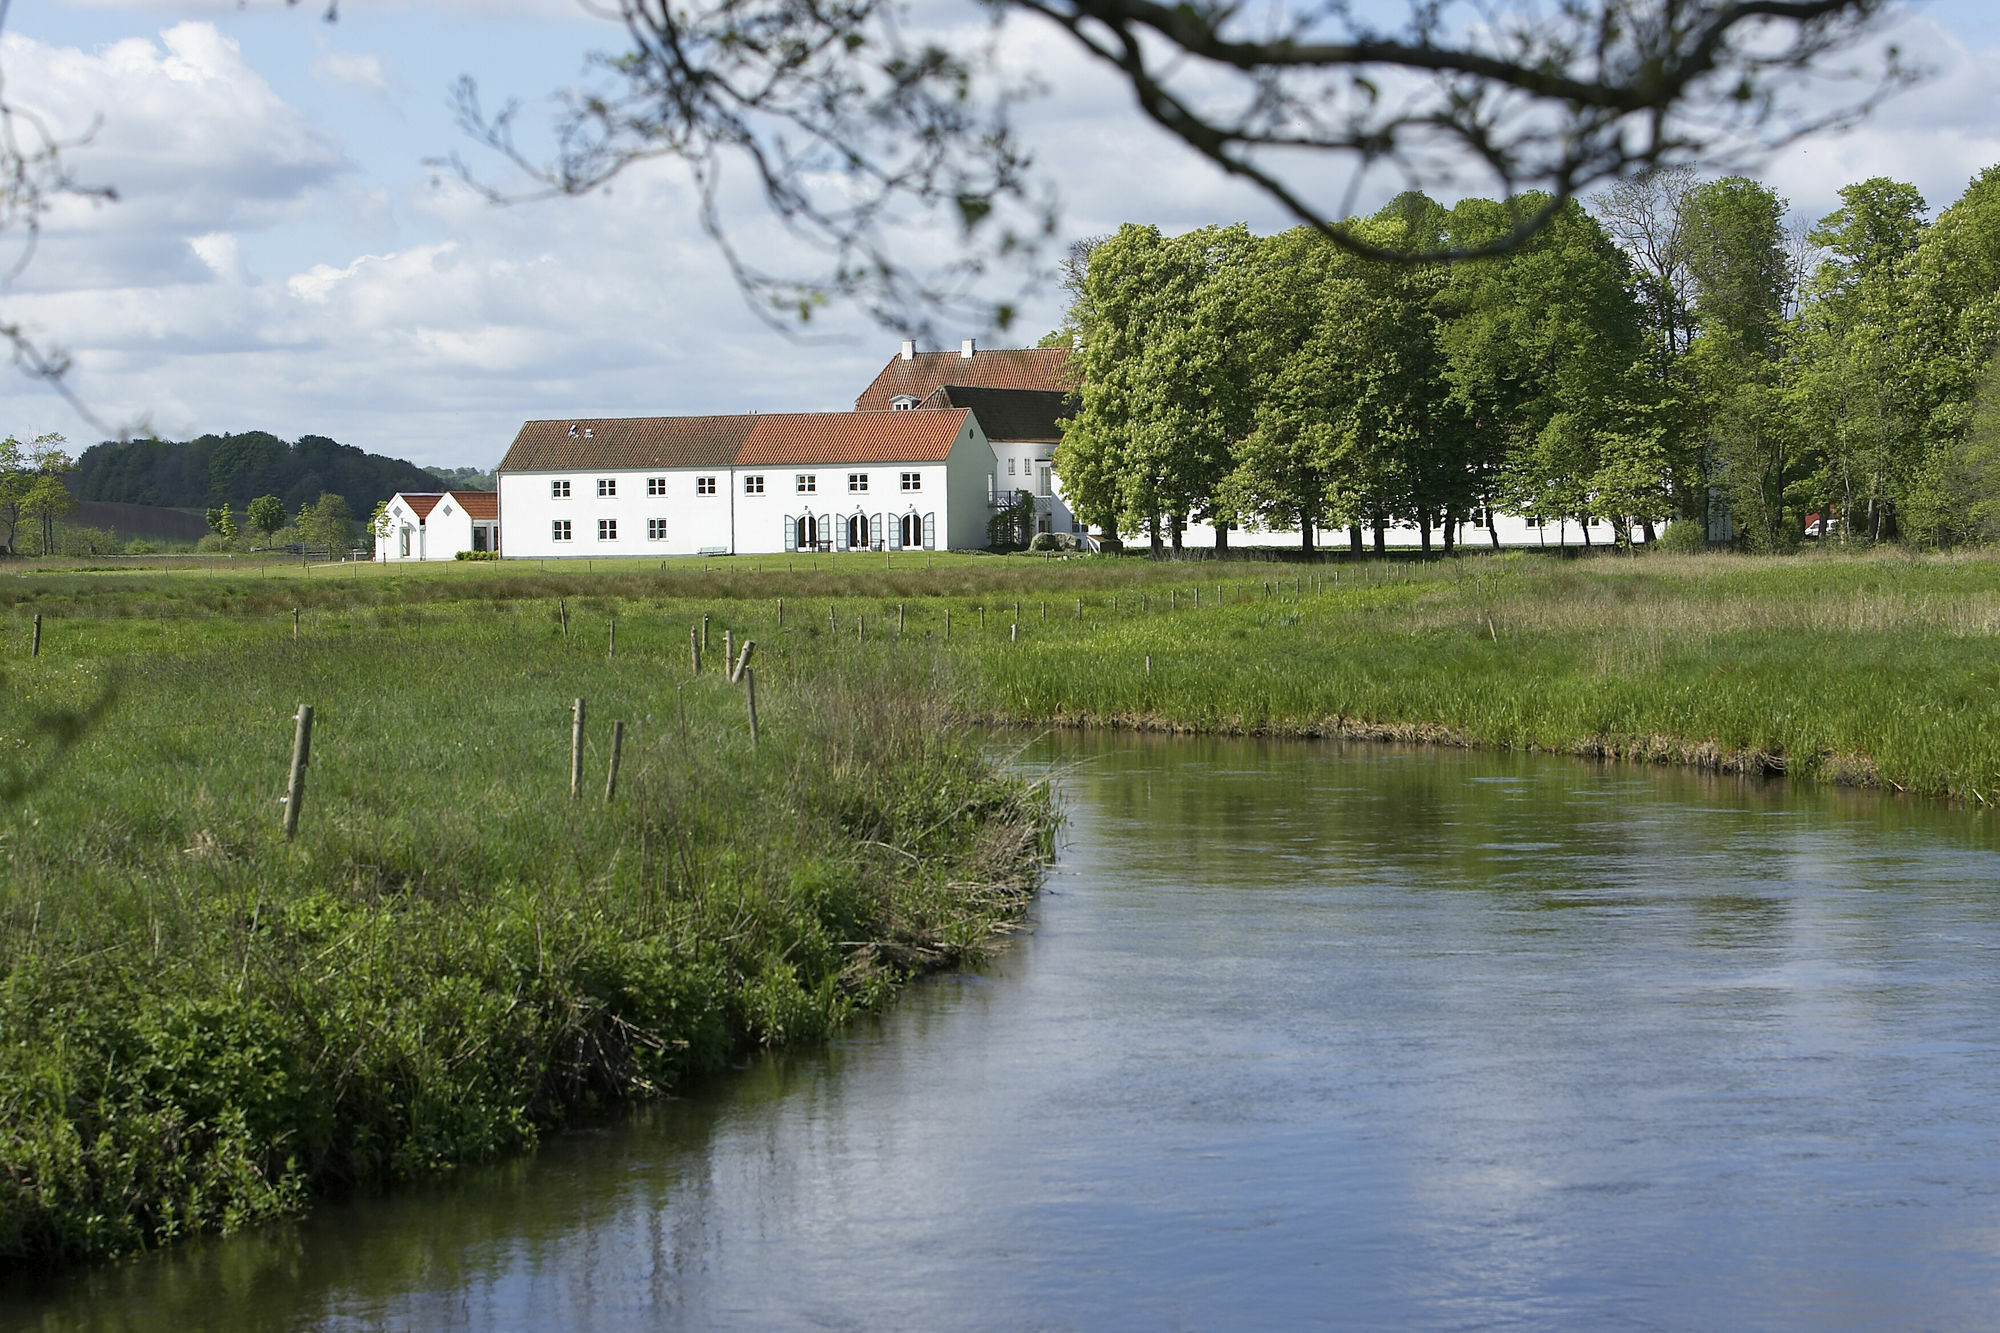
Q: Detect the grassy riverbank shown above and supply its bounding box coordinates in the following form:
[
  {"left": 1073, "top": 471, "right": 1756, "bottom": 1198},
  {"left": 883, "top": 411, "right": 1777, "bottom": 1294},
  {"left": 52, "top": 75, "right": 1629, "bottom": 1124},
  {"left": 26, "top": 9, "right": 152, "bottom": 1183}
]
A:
[
  {"left": 7, "top": 544, "right": 2000, "bottom": 1265},
  {"left": 0, "top": 588, "right": 1050, "bottom": 1268}
]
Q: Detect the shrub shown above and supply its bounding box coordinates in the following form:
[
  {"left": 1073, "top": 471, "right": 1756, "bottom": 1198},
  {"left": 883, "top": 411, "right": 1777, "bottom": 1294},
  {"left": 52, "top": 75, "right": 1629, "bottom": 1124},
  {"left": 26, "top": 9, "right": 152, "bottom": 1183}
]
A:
[
  {"left": 453, "top": 550, "right": 500, "bottom": 561},
  {"left": 1654, "top": 520, "right": 1708, "bottom": 554}
]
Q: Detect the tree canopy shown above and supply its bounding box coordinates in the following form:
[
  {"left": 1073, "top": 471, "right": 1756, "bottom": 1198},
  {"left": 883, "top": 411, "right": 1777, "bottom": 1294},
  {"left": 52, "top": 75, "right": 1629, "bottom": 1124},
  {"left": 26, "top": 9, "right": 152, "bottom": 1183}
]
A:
[{"left": 70, "top": 432, "right": 443, "bottom": 520}]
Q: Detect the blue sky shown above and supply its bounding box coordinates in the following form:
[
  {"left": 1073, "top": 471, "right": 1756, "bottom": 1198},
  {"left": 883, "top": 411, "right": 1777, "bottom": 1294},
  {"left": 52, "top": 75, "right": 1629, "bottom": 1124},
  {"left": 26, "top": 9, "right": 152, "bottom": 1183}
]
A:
[{"left": 6, "top": 1, "right": 2000, "bottom": 469}]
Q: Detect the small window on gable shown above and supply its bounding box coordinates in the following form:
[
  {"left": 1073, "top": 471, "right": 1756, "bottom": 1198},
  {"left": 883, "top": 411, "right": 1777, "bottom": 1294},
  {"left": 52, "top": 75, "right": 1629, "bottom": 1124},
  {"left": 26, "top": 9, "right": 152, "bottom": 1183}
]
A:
[
  {"left": 890, "top": 395, "right": 919, "bottom": 411},
  {"left": 442, "top": 503, "right": 453, "bottom": 517}
]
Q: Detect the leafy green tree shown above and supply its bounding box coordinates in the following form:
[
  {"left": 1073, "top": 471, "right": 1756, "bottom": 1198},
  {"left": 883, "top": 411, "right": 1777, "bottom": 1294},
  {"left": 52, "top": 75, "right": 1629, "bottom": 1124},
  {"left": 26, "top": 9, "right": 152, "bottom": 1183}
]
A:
[
  {"left": 246, "top": 494, "right": 287, "bottom": 537},
  {"left": 204, "top": 503, "right": 239, "bottom": 541},
  {"left": 0, "top": 435, "right": 25, "bottom": 554},
  {"left": 1681, "top": 177, "right": 1797, "bottom": 548},
  {"left": 296, "top": 492, "right": 354, "bottom": 555}
]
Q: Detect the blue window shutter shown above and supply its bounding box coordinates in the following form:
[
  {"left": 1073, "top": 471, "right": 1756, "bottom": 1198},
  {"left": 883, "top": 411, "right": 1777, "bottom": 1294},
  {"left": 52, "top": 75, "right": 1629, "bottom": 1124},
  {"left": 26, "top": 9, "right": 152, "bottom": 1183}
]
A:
[
  {"left": 871, "top": 513, "right": 883, "bottom": 550},
  {"left": 836, "top": 516, "right": 848, "bottom": 551},
  {"left": 887, "top": 514, "right": 902, "bottom": 550},
  {"left": 784, "top": 515, "right": 796, "bottom": 552},
  {"left": 923, "top": 512, "right": 935, "bottom": 549}
]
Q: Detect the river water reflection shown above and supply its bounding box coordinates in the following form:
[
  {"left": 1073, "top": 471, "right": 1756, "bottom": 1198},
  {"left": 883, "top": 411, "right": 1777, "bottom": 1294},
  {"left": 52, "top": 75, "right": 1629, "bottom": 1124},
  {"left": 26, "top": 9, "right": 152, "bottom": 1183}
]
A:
[{"left": 11, "top": 733, "right": 2000, "bottom": 1330}]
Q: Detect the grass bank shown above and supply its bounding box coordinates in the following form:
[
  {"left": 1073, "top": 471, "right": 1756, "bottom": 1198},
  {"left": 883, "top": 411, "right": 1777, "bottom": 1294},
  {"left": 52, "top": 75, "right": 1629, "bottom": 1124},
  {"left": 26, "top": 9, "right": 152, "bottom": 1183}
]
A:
[{"left": 1, "top": 593, "right": 1050, "bottom": 1269}]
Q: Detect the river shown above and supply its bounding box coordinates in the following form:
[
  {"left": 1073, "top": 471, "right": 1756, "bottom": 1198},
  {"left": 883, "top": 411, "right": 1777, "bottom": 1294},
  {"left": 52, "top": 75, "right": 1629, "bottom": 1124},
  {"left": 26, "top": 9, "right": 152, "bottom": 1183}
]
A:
[{"left": 9, "top": 733, "right": 2000, "bottom": 1330}]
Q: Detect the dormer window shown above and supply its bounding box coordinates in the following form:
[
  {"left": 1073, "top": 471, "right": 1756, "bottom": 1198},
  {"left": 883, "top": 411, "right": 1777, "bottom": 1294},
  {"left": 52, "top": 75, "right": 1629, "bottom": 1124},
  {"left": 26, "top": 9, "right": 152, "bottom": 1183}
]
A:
[{"left": 890, "top": 395, "right": 919, "bottom": 411}]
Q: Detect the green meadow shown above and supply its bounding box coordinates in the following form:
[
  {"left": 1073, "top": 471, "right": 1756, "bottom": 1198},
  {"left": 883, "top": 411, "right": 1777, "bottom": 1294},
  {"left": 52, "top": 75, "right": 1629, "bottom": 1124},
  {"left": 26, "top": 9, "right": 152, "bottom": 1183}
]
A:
[{"left": 7, "top": 543, "right": 2000, "bottom": 1267}]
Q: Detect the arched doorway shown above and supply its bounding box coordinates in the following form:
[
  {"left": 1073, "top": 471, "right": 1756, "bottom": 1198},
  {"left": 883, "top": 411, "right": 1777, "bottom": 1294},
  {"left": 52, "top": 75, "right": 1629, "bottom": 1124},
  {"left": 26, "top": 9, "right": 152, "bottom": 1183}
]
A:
[
  {"left": 795, "top": 515, "right": 822, "bottom": 551},
  {"left": 900, "top": 513, "right": 922, "bottom": 549},
  {"left": 847, "top": 513, "right": 871, "bottom": 550}
]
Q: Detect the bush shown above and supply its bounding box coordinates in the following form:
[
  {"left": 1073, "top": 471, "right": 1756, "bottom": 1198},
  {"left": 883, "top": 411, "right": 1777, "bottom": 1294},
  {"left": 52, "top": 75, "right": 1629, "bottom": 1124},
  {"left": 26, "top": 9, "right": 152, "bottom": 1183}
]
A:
[
  {"left": 1654, "top": 520, "right": 1708, "bottom": 554},
  {"left": 453, "top": 549, "right": 500, "bottom": 561},
  {"left": 122, "top": 538, "right": 161, "bottom": 556}
]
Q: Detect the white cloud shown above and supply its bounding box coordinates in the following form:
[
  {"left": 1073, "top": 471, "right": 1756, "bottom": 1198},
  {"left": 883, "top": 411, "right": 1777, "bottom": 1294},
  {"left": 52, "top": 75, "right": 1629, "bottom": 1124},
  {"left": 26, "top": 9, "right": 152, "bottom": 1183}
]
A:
[
  {"left": 2, "top": 21, "right": 347, "bottom": 289},
  {"left": 313, "top": 49, "right": 387, "bottom": 91}
]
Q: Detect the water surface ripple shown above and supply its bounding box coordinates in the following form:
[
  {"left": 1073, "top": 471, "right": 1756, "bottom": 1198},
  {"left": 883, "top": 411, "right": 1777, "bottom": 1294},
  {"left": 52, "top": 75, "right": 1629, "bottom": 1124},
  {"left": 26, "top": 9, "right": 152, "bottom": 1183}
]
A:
[{"left": 11, "top": 734, "right": 2000, "bottom": 1330}]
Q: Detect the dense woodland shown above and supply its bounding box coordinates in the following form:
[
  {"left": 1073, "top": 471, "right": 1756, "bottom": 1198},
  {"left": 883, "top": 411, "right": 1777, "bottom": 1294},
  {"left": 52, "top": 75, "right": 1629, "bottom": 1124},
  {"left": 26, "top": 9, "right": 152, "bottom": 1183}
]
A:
[
  {"left": 71, "top": 432, "right": 440, "bottom": 518},
  {"left": 1051, "top": 166, "right": 2000, "bottom": 553}
]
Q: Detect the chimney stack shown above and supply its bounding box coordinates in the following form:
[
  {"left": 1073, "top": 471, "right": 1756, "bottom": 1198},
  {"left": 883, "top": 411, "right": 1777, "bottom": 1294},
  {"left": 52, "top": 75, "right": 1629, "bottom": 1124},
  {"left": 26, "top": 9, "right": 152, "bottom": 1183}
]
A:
[
  {"left": 961, "top": 338, "right": 976, "bottom": 360},
  {"left": 900, "top": 339, "right": 916, "bottom": 361}
]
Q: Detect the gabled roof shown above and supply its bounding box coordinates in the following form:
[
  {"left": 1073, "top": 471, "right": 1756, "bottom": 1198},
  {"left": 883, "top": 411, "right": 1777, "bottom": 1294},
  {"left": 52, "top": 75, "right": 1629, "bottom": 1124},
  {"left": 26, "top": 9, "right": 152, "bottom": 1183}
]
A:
[
  {"left": 449, "top": 490, "right": 499, "bottom": 520},
  {"left": 395, "top": 492, "right": 444, "bottom": 519},
  {"left": 498, "top": 409, "right": 974, "bottom": 474},
  {"left": 917, "top": 385, "right": 1072, "bottom": 442},
  {"left": 854, "top": 346, "right": 1072, "bottom": 411}
]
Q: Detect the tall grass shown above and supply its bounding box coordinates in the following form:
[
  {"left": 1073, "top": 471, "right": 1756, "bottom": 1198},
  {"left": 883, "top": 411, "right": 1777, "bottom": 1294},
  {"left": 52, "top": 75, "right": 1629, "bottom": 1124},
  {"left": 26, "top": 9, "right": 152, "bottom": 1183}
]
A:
[{"left": 0, "top": 598, "right": 1050, "bottom": 1268}]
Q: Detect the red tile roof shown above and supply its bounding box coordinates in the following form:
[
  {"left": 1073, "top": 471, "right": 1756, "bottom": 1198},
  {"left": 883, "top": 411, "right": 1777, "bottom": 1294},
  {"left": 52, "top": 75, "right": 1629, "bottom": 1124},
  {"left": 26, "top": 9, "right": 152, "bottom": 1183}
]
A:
[
  {"left": 449, "top": 490, "right": 499, "bottom": 520},
  {"left": 498, "top": 409, "right": 972, "bottom": 473},
  {"left": 854, "top": 347, "right": 1072, "bottom": 411},
  {"left": 396, "top": 493, "right": 444, "bottom": 519}
]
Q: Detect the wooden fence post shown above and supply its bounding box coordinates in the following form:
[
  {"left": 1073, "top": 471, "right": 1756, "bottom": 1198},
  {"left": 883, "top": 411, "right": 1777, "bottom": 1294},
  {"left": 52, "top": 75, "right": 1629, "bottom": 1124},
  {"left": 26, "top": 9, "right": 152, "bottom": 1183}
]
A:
[
  {"left": 701, "top": 614, "right": 710, "bottom": 653},
  {"left": 31, "top": 613, "right": 40, "bottom": 658},
  {"left": 898, "top": 603, "right": 905, "bottom": 634},
  {"left": 1145, "top": 654, "right": 1152, "bottom": 676},
  {"left": 691, "top": 625, "right": 702, "bottom": 675},
  {"left": 609, "top": 615, "right": 617, "bottom": 660},
  {"left": 744, "top": 667, "right": 759, "bottom": 746},
  {"left": 731, "top": 639, "right": 755, "bottom": 683},
  {"left": 858, "top": 614, "right": 865, "bottom": 642},
  {"left": 560, "top": 598, "right": 569, "bottom": 641},
  {"left": 944, "top": 608, "right": 951, "bottom": 638},
  {"left": 282, "top": 704, "right": 313, "bottom": 840},
  {"left": 1076, "top": 596, "right": 1082, "bottom": 620},
  {"left": 292, "top": 608, "right": 299, "bottom": 641},
  {"left": 605, "top": 720, "right": 624, "bottom": 800},
  {"left": 1011, "top": 621, "right": 1018, "bottom": 643},
  {"left": 723, "top": 629, "right": 734, "bottom": 674},
  {"left": 570, "top": 698, "right": 586, "bottom": 800},
  {"left": 777, "top": 598, "right": 784, "bottom": 628}
]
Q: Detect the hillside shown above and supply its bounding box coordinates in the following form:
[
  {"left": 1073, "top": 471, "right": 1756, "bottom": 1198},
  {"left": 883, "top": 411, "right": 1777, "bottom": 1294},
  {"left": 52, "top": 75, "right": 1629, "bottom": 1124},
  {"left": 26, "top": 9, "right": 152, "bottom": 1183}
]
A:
[{"left": 72, "top": 432, "right": 443, "bottom": 516}]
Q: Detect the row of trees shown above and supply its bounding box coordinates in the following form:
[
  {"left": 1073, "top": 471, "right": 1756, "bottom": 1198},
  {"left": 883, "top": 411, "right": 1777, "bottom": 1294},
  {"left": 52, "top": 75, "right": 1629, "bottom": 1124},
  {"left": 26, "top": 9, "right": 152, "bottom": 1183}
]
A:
[
  {"left": 1052, "top": 166, "right": 2000, "bottom": 552},
  {"left": 0, "top": 434, "right": 75, "bottom": 555},
  {"left": 203, "top": 493, "right": 356, "bottom": 553}
]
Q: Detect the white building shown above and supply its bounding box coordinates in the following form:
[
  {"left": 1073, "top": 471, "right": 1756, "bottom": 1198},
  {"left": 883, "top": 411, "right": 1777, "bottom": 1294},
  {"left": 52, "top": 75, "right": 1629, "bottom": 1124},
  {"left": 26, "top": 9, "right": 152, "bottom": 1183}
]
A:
[
  {"left": 378, "top": 490, "right": 499, "bottom": 561},
  {"left": 854, "top": 340, "right": 1082, "bottom": 539},
  {"left": 495, "top": 407, "right": 994, "bottom": 558}
]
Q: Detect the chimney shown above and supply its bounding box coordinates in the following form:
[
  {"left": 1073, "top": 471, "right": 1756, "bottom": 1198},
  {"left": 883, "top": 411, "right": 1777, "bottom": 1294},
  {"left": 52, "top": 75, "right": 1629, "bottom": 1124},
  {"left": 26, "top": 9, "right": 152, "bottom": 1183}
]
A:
[
  {"left": 960, "top": 338, "right": 976, "bottom": 360},
  {"left": 900, "top": 339, "right": 916, "bottom": 361}
]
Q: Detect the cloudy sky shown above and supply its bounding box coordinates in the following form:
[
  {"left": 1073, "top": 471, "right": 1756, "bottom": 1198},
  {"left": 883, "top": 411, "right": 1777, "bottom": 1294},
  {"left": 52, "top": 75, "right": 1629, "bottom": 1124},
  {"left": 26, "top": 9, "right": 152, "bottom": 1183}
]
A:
[{"left": 5, "top": 0, "right": 2000, "bottom": 469}]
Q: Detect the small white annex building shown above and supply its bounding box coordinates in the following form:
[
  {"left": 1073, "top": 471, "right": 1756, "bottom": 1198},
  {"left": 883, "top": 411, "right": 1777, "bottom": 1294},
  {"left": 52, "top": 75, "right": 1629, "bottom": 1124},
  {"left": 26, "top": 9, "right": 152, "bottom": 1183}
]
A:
[
  {"left": 378, "top": 491, "right": 500, "bottom": 562},
  {"left": 496, "top": 407, "right": 994, "bottom": 558}
]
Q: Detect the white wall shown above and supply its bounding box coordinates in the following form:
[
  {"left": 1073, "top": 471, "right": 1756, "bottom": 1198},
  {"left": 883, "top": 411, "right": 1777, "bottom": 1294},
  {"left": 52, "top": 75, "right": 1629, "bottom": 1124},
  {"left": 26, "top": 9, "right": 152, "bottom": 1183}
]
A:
[
  {"left": 379, "top": 494, "right": 476, "bottom": 562},
  {"left": 496, "top": 427, "right": 988, "bottom": 558}
]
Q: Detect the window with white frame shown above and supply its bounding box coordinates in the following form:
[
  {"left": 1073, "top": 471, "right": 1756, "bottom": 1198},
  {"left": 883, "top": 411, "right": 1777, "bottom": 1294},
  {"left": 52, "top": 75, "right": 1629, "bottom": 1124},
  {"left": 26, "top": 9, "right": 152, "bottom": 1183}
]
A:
[
  {"left": 890, "top": 394, "right": 919, "bottom": 411},
  {"left": 744, "top": 475, "right": 765, "bottom": 494},
  {"left": 848, "top": 472, "right": 868, "bottom": 493},
  {"left": 598, "top": 518, "right": 617, "bottom": 540},
  {"left": 796, "top": 474, "right": 816, "bottom": 494},
  {"left": 696, "top": 476, "right": 716, "bottom": 495},
  {"left": 647, "top": 518, "right": 667, "bottom": 540},
  {"left": 552, "top": 519, "right": 572, "bottom": 541},
  {"left": 597, "top": 478, "right": 616, "bottom": 497},
  {"left": 551, "top": 479, "right": 571, "bottom": 498},
  {"left": 647, "top": 476, "right": 667, "bottom": 496},
  {"left": 1006, "top": 458, "right": 1016, "bottom": 475},
  {"left": 901, "top": 472, "right": 921, "bottom": 492}
]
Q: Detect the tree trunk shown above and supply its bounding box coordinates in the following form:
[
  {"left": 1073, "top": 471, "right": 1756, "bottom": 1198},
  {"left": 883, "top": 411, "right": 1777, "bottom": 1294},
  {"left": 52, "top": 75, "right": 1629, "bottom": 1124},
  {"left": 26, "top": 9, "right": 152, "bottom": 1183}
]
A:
[
  {"left": 1440, "top": 509, "right": 1456, "bottom": 555},
  {"left": 1487, "top": 511, "right": 1501, "bottom": 548},
  {"left": 1372, "top": 518, "right": 1386, "bottom": 556},
  {"left": 1350, "top": 524, "right": 1364, "bottom": 555},
  {"left": 1639, "top": 518, "right": 1656, "bottom": 544},
  {"left": 1300, "top": 519, "right": 1314, "bottom": 554},
  {"left": 1170, "top": 513, "right": 1183, "bottom": 553},
  {"left": 1215, "top": 518, "right": 1228, "bottom": 552},
  {"left": 1149, "top": 514, "right": 1162, "bottom": 556},
  {"left": 1580, "top": 518, "right": 1593, "bottom": 547},
  {"left": 1418, "top": 513, "right": 1432, "bottom": 555}
]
